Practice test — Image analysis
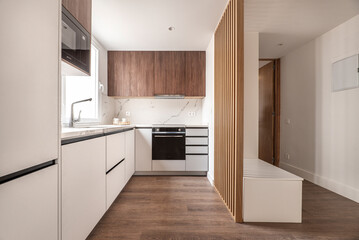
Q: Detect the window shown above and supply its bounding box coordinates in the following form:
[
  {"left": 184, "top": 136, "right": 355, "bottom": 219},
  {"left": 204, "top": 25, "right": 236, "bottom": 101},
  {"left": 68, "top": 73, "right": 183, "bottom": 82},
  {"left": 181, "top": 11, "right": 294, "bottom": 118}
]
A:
[{"left": 62, "top": 44, "right": 100, "bottom": 125}]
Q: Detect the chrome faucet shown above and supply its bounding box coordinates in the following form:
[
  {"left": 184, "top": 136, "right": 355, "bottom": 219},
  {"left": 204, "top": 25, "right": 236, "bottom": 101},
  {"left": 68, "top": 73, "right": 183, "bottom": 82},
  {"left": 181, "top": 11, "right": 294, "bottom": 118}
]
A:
[{"left": 69, "top": 98, "right": 92, "bottom": 127}]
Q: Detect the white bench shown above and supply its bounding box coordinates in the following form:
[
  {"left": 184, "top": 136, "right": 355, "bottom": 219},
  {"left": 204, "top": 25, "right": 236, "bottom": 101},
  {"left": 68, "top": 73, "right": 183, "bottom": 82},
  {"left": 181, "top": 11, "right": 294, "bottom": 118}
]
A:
[{"left": 243, "top": 159, "right": 303, "bottom": 223}]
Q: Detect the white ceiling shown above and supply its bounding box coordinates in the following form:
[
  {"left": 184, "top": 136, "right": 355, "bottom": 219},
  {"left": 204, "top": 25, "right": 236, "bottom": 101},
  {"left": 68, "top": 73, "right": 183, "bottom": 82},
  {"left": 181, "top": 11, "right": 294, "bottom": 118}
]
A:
[
  {"left": 92, "top": 0, "right": 359, "bottom": 57},
  {"left": 92, "top": 0, "right": 228, "bottom": 51},
  {"left": 245, "top": 0, "right": 359, "bottom": 58}
]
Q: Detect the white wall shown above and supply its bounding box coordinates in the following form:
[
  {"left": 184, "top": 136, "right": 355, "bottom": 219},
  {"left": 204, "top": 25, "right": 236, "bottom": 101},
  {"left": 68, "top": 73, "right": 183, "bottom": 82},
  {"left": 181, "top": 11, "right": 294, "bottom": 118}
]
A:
[
  {"left": 244, "top": 32, "right": 259, "bottom": 159},
  {"left": 202, "top": 32, "right": 259, "bottom": 184},
  {"left": 114, "top": 99, "right": 202, "bottom": 125},
  {"left": 202, "top": 35, "right": 215, "bottom": 183},
  {"left": 280, "top": 15, "right": 359, "bottom": 203}
]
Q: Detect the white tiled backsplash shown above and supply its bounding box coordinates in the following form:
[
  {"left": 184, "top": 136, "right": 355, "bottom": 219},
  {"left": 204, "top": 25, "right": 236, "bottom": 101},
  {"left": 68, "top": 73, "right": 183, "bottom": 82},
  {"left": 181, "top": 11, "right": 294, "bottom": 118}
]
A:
[{"left": 114, "top": 99, "right": 203, "bottom": 125}]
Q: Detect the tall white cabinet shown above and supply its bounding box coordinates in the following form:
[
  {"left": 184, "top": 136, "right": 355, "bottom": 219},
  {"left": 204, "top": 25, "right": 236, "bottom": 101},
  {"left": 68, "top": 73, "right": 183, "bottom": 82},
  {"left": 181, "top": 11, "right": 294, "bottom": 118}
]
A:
[
  {"left": 0, "top": 0, "right": 60, "bottom": 240},
  {"left": 125, "top": 130, "right": 135, "bottom": 182}
]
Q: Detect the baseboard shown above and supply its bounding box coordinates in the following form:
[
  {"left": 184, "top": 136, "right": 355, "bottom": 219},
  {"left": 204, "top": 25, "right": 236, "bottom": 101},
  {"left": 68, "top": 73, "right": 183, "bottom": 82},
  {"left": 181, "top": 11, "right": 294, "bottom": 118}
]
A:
[
  {"left": 207, "top": 172, "right": 214, "bottom": 186},
  {"left": 280, "top": 162, "right": 359, "bottom": 203}
]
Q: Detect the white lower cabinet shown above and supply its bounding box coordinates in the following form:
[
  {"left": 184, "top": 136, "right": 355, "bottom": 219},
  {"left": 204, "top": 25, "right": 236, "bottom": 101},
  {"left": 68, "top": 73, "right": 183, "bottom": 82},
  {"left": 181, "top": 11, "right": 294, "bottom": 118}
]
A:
[
  {"left": 0, "top": 165, "right": 58, "bottom": 240},
  {"left": 186, "top": 155, "right": 208, "bottom": 171},
  {"left": 125, "top": 130, "right": 135, "bottom": 182},
  {"left": 152, "top": 160, "right": 185, "bottom": 171},
  {"left": 135, "top": 128, "right": 152, "bottom": 171},
  {"left": 106, "top": 160, "right": 126, "bottom": 209},
  {"left": 107, "top": 132, "right": 126, "bottom": 171},
  {"left": 61, "top": 137, "right": 106, "bottom": 240}
]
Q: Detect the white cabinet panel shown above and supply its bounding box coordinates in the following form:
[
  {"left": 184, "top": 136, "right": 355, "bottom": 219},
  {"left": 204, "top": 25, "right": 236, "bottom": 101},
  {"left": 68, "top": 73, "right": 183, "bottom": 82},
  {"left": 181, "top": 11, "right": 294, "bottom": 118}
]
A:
[
  {"left": 125, "top": 130, "right": 135, "bottom": 182},
  {"left": 152, "top": 160, "right": 185, "bottom": 171},
  {"left": 107, "top": 133, "right": 126, "bottom": 171},
  {"left": 135, "top": 129, "right": 152, "bottom": 171},
  {"left": 186, "top": 155, "right": 208, "bottom": 171},
  {"left": 106, "top": 161, "right": 126, "bottom": 209},
  {"left": 62, "top": 137, "right": 106, "bottom": 240},
  {"left": 186, "top": 137, "right": 208, "bottom": 145},
  {"left": 0, "top": 165, "right": 58, "bottom": 240},
  {"left": 186, "top": 128, "right": 208, "bottom": 137},
  {"left": 0, "top": 0, "right": 59, "bottom": 177},
  {"left": 186, "top": 146, "right": 208, "bottom": 154}
]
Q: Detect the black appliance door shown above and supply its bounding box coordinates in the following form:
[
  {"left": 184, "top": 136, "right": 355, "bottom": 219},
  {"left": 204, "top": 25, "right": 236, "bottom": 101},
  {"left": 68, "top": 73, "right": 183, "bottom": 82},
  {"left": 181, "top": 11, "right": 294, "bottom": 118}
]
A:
[
  {"left": 152, "top": 134, "right": 185, "bottom": 160},
  {"left": 62, "top": 7, "right": 90, "bottom": 73}
]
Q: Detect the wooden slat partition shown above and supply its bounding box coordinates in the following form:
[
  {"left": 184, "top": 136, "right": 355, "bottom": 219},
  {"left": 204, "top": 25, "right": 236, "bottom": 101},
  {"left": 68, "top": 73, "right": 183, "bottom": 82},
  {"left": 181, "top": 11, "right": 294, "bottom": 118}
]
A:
[{"left": 214, "top": 0, "right": 244, "bottom": 223}]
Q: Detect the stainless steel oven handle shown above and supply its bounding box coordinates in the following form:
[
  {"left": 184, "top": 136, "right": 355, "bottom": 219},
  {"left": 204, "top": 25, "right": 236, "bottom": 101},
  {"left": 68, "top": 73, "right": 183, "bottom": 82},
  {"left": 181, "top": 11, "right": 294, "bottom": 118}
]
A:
[{"left": 154, "top": 135, "right": 184, "bottom": 138}]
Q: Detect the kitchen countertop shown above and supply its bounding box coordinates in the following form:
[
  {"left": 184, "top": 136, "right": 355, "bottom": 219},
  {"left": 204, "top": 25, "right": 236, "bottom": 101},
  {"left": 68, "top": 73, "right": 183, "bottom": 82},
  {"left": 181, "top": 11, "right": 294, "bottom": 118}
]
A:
[
  {"left": 61, "top": 125, "right": 135, "bottom": 140},
  {"left": 61, "top": 124, "right": 208, "bottom": 141}
]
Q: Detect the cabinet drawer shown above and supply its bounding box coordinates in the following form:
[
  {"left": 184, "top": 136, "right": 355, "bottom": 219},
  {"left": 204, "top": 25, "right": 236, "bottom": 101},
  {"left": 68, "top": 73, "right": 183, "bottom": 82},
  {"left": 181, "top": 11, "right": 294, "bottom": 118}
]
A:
[
  {"left": 152, "top": 160, "right": 185, "bottom": 171},
  {"left": 186, "top": 146, "right": 208, "bottom": 154},
  {"left": 186, "top": 128, "right": 208, "bottom": 137},
  {"left": 186, "top": 137, "right": 208, "bottom": 145},
  {"left": 186, "top": 155, "right": 208, "bottom": 171},
  {"left": 106, "top": 160, "right": 126, "bottom": 209},
  {"left": 107, "top": 133, "right": 126, "bottom": 171}
]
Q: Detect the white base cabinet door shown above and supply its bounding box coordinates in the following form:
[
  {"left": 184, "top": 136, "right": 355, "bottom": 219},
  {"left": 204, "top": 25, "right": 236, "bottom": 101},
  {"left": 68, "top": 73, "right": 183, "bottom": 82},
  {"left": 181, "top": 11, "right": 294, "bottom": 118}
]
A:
[
  {"left": 125, "top": 130, "right": 135, "bottom": 182},
  {"left": 135, "top": 129, "right": 152, "bottom": 171},
  {"left": 186, "top": 155, "right": 208, "bottom": 171},
  {"left": 0, "top": 165, "right": 58, "bottom": 240},
  {"left": 106, "top": 160, "right": 126, "bottom": 209},
  {"left": 62, "top": 137, "right": 106, "bottom": 240},
  {"left": 107, "top": 132, "right": 126, "bottom": 171}
]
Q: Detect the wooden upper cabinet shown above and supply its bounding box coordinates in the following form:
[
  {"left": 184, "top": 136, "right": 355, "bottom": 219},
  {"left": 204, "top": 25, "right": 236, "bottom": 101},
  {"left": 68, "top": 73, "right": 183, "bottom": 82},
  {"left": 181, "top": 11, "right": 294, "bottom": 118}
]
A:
[
  {"left": 185, "top": 51, "right": 206, "bottom": 97},
  {"left": 108, "top": 51, "right": 155, "bottom": 97},
  {"left": 154, "top": 51, "right": 186, "bottom": 96},
  {"left": 62, "top": 0, "right": 92, "bottom": 33}
]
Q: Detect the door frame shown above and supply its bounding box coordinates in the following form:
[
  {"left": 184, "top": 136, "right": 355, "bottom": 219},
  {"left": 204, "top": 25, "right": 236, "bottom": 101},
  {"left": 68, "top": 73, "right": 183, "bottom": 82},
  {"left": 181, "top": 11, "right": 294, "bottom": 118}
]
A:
[{"left": 259, "top": 58, "right": 280, "bottom": 166}]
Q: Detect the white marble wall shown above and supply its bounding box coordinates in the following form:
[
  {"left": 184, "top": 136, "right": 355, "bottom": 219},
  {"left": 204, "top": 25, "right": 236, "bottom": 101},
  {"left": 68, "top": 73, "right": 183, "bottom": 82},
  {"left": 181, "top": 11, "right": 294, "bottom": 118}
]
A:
[
  {"left": 114, "top": 99, "right": 203, "bottom": 125},
  {"left": 100, "top": 94, "right": 116, "bottom": 124}
]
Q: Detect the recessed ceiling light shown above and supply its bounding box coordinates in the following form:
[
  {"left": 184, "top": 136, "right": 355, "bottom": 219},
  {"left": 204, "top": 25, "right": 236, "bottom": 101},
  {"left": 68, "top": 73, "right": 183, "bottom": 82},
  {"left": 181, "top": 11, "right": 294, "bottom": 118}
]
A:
[
  {"left": 278, "top": 43, "right": 284, "bottom": 46},
  {"left": 168, "top": 26, "right": 175, "bottom": 31}
]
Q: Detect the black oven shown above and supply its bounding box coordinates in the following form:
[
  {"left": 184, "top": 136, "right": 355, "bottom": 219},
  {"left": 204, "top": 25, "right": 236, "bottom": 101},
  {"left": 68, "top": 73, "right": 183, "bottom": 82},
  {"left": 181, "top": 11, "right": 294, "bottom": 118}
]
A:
[
  {"left": 152, "top": 125, "right": 185, "bottom": 160},
  {"left": 62, "top": 6, "right": 90, "bottom": 74}
]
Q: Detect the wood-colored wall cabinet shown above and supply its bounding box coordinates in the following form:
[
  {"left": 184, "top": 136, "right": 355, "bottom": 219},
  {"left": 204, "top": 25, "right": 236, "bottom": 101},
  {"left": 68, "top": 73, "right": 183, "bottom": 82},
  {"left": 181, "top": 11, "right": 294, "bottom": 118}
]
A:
[
  {"left": 108, "top": 51, "right": 206, "bottom": 98},
  {"left": 185, "top": 52, "right": 206, "bottom": 97},
  {"left": 62, "top": 0, "right": 92, "bottom": 33},
  {"left": 108, "top": 51, "right": 155, "bottom": 97},
  {"left": 154, "top": 51, "right": 186, "bottom": 95}
]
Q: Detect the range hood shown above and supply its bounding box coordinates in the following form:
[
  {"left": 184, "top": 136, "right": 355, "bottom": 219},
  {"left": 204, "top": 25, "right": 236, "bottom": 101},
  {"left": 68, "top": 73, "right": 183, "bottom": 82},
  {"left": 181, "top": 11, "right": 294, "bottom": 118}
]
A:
[{"left": 154, "top": 95, "right": 185, "bottom": 99}]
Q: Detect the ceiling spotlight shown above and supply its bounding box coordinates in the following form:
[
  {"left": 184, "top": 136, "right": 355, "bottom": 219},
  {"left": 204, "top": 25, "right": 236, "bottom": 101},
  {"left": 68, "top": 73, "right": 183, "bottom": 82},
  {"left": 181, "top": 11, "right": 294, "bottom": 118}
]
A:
[
  {"left": 278, "top": 43, "right": 284, "bottom": 46},
  {"left": 168, "top": 26, "right": 175, "bottom": 31}
]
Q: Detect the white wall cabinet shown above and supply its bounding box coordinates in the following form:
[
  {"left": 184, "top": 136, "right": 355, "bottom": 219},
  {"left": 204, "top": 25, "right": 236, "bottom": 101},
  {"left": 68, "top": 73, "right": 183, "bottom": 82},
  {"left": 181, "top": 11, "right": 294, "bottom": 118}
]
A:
[
  {"left": 135, "top": 128, "right": 152, "bottom": 171},
  {"left": 125, "top": 130, "right": 135, "bottom": 182},
  {"left": 0, "top": 165, "right": 58, "bottom": 240},
  {"left": 61, "top": 137, "right": 106, "bottom": 240},
  {"left": 107, "top": 132, "right": 126, "bottom": 171}
]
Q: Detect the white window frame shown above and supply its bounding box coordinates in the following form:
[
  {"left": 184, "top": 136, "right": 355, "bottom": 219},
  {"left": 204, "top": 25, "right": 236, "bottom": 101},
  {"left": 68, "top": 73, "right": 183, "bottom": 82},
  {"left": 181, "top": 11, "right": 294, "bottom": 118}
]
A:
[{"left": 61, "top": 43, "right": 101, "bottom": 126}]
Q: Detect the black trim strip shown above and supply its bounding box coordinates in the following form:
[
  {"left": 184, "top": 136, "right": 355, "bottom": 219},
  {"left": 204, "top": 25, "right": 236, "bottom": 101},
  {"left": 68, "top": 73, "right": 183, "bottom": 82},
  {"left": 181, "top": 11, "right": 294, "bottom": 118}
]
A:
[
  {"left": 62, "top": 133, "right": 105, "bottom": 145},
  {"left": 105, "top": 127, "right": 134, "bottom": 136},
  {"left": 106, "top": 158, "right": 125, "bottom": 175},
  {"left": 186, "top": 153, "right": 209, "bottom": 156},
  {"left": 0, "top": 160, "right": 56, "bottom": 185}
]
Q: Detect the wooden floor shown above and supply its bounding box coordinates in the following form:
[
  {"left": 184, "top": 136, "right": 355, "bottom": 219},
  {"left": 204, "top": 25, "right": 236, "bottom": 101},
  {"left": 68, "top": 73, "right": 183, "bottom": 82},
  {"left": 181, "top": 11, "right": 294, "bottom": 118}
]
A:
[{"left": 87, "top": 176, "right": 359, "bottom": 240}]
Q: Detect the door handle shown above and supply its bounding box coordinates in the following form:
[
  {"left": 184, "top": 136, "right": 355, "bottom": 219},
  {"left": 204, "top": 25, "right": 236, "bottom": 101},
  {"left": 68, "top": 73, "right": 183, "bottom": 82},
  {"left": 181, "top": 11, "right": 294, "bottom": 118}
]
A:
[{"left": 154, "top": 135, "right": 184, "bottom": 138}]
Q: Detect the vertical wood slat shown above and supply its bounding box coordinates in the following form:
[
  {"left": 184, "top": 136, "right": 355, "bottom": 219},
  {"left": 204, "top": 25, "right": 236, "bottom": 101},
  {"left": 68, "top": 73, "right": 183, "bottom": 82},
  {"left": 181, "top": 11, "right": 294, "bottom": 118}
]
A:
[{"left": 214, "top": 0, "right": 244, "bottom": 223}]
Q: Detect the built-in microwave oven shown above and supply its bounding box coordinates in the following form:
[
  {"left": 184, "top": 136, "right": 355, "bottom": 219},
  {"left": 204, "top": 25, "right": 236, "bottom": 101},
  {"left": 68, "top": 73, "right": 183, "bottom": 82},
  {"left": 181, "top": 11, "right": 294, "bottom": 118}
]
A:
[{"left": 62, "top": 6, "right": 90, "bottom": 74}]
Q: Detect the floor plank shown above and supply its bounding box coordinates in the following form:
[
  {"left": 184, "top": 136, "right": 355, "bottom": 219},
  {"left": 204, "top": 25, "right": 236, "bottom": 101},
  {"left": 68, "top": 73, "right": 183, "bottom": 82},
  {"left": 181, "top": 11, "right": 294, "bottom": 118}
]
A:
[{"left": 87, "top": 176, "right": 359, "bottom": 240}]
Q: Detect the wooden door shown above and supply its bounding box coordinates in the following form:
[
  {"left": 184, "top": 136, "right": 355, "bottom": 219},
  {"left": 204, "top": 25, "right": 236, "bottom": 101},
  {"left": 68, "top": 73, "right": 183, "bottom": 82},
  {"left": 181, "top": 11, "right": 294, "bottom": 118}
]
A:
[
  {"left": 154, "top": 51, "right": 186, "bottom": 95},
  {"left": 62, "top": 0, "right": 92, "bottom": 33},
  {"left": 185, "top": 51, "right": 206, "bottom": 97},
  {"left": 259, "top": 62, "right": 274, "bottom": 164},
  {"left": 108, "top": 51, "right": 155, "bottom": 97}
]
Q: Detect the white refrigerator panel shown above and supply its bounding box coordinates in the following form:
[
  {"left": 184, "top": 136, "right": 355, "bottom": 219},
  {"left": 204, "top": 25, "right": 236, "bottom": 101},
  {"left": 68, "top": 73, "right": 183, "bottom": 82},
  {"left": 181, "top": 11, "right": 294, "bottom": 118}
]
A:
[{"left": 0, "top": 0, "right": 60, "bottom": 177}]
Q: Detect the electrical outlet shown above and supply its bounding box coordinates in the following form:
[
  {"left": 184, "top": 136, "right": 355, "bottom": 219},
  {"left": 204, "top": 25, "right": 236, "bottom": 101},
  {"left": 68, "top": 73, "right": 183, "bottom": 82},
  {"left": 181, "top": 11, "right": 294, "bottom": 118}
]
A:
[
  {"left": 286, "top": 118, "right": 291, "bottom": 125},
  {"left": 188, "top": 111, "right": 196, "bottom": 117},
  {"left": 285, "top": 153, "right": 290, "bottom": 160},
  {"left": 125, "top": 111, "right": 131, "bottom": 116}
]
